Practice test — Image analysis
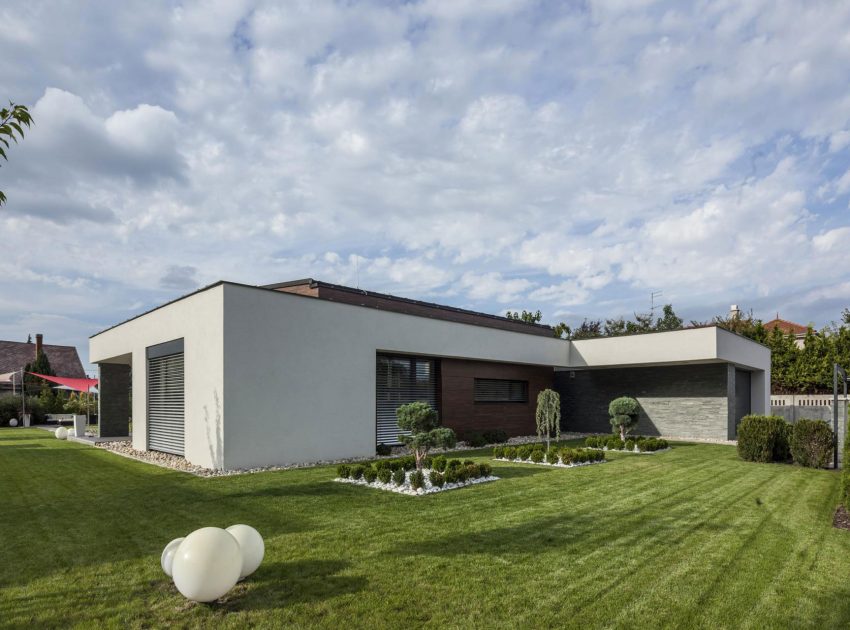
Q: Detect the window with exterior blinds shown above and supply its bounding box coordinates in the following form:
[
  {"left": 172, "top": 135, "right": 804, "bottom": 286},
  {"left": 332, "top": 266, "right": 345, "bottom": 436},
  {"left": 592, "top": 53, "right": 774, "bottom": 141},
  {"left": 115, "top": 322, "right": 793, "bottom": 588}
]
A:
[
  {"left": 376, "top": 354, "right": 439, "bottom": 445},
  {"left": 147, "top": 352, "right": 185, "bottom": 456},
  {"left": 474, "top": 378, "right": 528, "bottom": 403}
]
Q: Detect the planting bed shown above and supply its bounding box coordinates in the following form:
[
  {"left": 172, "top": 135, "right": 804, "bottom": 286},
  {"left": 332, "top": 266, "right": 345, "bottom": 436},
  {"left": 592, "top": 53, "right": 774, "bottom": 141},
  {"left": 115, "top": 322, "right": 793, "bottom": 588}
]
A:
[
  {"left": 492, "top": 444, "right": 606, "bottom": 468},
  {"left": 583, "top": 435, "right": 670, "bottom": 453},
  {"left": 334, "top": 455, "right": 497, "bottom": 495}
]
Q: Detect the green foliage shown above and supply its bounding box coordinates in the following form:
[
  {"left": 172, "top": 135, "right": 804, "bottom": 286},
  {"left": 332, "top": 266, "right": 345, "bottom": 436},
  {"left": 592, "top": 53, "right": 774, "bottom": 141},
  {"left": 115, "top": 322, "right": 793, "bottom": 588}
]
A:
[
  {"left": 363, "top": 467, "right": 378, "bottom": 483},
  {"left": 535, "top": 389, "right": 561, "bottom": 450},
  {"left": 444, "top": 467, "right": 459, "bottom": 484},
  {"left": 351, "top": 465, "right": 366, "bottom": 480},
  {"left": 482, "top": 429, "right": 508, "bottom": 444},
  {"left": 432, "top": 455, "right": 447, "bottom": 472},
  {"left": 376, "top": 443, "right": 392, "bottom": 456},
  {"left": 584, "top": 436, "right": 600, "bottom": 448},
  {"left": 572, "top": 319, "right": 603, "bottom": 340},
  {"left": 446, "top": 459, "right": 463, "bottom": 471},
  {"left": 517, "top": 445, "right": 533, "bottom": 460},
  {"left": 503, "top": 446, "right": 517, "bottom": 460},
  {"left": 492, "top": 446, "right": 504, "bottom": 459},
  {"left": 63, "top": 392, "right": 96, "bottom": 415},
  {"left": 396, "top": 401, "right": 455, "bottom": 470},
  {"left": 429, "top": 470, "right": 445, "bottom": 487},
  {"left": 377, "top": 468, "right": 392, "bottom": 484},
  {"left": 606, "top": 436, "right": 625, "bottom": 451},
  {"left": 609, "top": 396, "right": 640, "bottom": 440},
  {"left": 0, "top": 102, "right": 33, "bottom": 207},
  {"left": 547, "top": 451, "right": 560, "bottom": 465},
  {"left": 789, "top": 420, "right": 834, "bottom": 469},
  {"left": 737, "top": 415, "right": 791, "bottom": 463},
  {"left": 625, "top": 439, "right": 635, "bottom": 452},
  {"left": 465, "top": 463, "right": 481, "bottom": 478},
  {"left": 465, "top": 432, "right": 487, "bottom": 447},
  {"left": 392, "top": 468, "right": 405, "bottom": 486},
  {"left": 530, "top": 449, "right": 544, "bottom": 463},
  {"left": 505, "top": 309, "right": 543, "bottom": 324},
  {"left": 479, "top": 462, "right": 492, "bottom": 477},
  {"left": 409, "top": 470, "right": 425, "bottom": 490},
  {"left": 336, "top": 464, "right": 351, "bottom": 479}
]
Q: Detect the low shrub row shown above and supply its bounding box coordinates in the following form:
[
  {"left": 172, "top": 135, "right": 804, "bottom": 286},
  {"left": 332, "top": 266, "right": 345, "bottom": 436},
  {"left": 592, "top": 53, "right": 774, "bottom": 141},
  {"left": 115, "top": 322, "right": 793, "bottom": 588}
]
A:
[
  {"left": 584, "top": 435, "right": 669, "bottom": 452},
  {"left": 493, "top": 444, "right": 605, "bottom": 466},
  {"left": 463, "top": 429, "right": 510, "bottom": 447},
  {"left": 738, "top": 415, "right": 834, "bottom": 469},
  {"left": 336, "top": 458, "right": 494, "bottom": 488}
]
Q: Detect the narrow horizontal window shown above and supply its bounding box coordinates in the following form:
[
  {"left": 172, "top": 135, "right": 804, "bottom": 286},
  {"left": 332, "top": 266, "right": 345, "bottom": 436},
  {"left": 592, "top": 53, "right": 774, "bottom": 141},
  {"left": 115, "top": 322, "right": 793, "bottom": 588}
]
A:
[{"left": 474, "top": 378, "right": 528, "bottom": 403}]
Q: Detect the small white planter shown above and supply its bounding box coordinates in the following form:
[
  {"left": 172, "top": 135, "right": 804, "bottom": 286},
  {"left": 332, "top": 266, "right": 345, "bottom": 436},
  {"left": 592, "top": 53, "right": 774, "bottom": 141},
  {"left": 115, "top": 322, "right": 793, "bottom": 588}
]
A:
[{"left": 335, "top": 468, "right": 499, "bottom": 495}]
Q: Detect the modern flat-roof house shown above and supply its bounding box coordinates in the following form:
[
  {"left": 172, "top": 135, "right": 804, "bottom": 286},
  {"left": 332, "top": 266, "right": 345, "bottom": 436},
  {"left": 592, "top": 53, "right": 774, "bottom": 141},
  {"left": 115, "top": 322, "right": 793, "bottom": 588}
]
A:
[{"left": 89, "top": 279, "right": 770, "bottom": 470}]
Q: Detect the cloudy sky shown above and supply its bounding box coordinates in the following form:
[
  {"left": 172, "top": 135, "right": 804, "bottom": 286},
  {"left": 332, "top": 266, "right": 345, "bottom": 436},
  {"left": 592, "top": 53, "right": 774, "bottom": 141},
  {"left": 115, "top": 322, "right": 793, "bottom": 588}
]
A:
[{"left": 2, "top": 0, "right": 850, "bottom": 372}]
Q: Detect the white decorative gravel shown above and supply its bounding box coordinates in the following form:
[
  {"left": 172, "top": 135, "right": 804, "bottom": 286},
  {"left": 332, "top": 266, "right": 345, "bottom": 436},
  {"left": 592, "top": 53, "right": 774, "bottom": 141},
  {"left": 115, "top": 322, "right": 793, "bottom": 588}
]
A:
[
  {"left": 586, "top": 446, "right": 672, "bottom": 455},
  {"left": 335, "top": 469, "right": 499, "bottom": 495},
  {"left": 493, "top": 457, "right": 607, "bottom": 469}
]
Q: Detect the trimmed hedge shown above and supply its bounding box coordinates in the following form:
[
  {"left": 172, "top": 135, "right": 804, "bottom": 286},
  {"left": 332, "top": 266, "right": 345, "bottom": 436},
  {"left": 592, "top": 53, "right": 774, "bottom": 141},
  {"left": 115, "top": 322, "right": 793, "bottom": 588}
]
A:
[
  {"left": 494, "top": 444, "right": 605, "bottom": 466},
  {"left": 584, "top": 435, "right": 669, "bottom": 452},
  {"left": 789, "top": 419, "right": 834, "bottom": 469},
  {"left": 737, "top": 415, "right": 791, "bottom": 463}
]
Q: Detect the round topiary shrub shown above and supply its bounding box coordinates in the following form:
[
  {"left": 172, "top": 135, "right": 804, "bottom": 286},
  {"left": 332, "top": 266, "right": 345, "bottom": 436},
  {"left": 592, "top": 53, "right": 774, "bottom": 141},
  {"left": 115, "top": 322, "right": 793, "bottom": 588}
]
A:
[
  {"left": 625, "top": 439, "right": 635, "bottom": 452},
  {"left": 377, "top": 468, "right": 392, "bottom": 484},
  {"left": 609, "top": 396, "right": 640, "bottom": 440},
  {"left": 547, "top": 451, "right": 560, "bottom": 465},
  {"left": 479, "top": 462, "right": 492, "bottom": 477},
  {"left": 429, "top": 470, "right": 445, "bottom": 487},
  {"left": 503, "top": 446, "right": 517, "bottom": 460},
  {"left": 351, "top": 465, "right": 366, "bottom": 480},
  {"left": 409, "top": 470, "right": 425, "bottom": 490},
  {"left": 392, "top": 467, "right": 406, "bottom": 486},
  {"left": 790, "top": 419, "right": 834, "bottom": 468},
  {"left": 737, "top": 415, "right": 791, "bottom": 463},
  {"left": 337, "top": 464, "right": 351, "bottom": 479},
  {"left": 530, "top": 449, "right": 545, "bottom": 463},
  {"left": 363, "top": 467, "right": 378, "bottom": 483}
]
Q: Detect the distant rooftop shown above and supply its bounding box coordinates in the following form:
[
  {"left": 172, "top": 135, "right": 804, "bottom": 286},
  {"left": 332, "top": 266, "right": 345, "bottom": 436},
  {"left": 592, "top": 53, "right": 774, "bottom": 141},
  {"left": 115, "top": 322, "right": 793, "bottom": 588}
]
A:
[
  {"left": 764, "top": 317, "right": 809, "bottom": 336},
  {"left": 264, "top": 278, "right": 555, "bottom": 337},
  {"left": 0, "top": 339, "right": 85, "bottom": 378}
]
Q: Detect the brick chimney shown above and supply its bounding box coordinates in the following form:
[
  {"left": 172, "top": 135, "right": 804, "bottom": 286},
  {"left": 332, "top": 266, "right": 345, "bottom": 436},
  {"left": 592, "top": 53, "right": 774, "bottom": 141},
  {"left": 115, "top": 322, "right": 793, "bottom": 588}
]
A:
[{"left": 35, "top": 333, "right": 43, "bottom": 358}]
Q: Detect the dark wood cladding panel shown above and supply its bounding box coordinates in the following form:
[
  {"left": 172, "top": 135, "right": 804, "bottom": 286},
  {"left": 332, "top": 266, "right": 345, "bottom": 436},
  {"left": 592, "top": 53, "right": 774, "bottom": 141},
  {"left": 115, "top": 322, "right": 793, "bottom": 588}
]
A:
[
  {"left": 440, "top": 358, "right": 554, "bottom": 438},
  {"left": 273, "top": 284, "right": 553, "bottom": 337}
]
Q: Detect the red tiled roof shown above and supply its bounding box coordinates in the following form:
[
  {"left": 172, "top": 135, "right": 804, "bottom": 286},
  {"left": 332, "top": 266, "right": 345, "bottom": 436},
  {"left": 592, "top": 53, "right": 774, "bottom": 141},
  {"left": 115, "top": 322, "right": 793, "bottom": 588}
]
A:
[
  {"left": 764, "top": 318, "right": 808, "bottom": 336},
  {"left": 0, "top": 340, "right": 85, "bottom": 378}
]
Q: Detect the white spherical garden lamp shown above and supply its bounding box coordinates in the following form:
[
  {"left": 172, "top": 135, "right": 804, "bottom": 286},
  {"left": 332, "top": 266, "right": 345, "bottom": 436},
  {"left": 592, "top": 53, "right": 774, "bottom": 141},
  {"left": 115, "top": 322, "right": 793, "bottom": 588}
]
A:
[
  {"left": 226, "top": 524, "right": 265, "bottom": 579},
  {"left": 160, "top": 537, "right": 185, "bottom": 577},
  {"left": 8, "top": 418, "right": 18, "bottom": 427},
  {"left": 55, "top": 426, "right": 68, "bottom": 440},
  {"left": 171, "top": 527, "right": 241, "bottom": 602}
]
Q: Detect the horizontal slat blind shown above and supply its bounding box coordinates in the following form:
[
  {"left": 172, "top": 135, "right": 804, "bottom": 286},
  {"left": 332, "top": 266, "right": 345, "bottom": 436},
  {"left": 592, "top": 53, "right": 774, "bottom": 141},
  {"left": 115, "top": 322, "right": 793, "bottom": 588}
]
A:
[
  {"left": 376, "top": 354, "right": 438, "bottom": 445},
  {"left": 474, "top": 378, "right": 528, "bottom": 403},
  {"left": 148, "top": 352, "right": 185, "bottom": 455}
]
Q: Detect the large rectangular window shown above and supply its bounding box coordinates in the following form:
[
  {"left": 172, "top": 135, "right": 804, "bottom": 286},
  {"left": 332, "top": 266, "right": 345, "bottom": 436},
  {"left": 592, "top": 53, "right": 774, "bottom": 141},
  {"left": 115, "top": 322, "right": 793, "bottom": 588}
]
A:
[
  {"left": 376, "top": 354, "right": 439, "bottom": 445},
  {"left": 474, "top": 378, "right": 528, "bottom": 403}
]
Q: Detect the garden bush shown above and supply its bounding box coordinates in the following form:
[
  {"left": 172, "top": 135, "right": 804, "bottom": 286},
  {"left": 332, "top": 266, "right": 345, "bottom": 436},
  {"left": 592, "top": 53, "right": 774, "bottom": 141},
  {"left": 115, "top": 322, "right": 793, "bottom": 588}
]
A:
[
  {"left": 410, "top": 470, "right": 425, "bottom": 490},
  {"left": 609, "top": 396, "right": 640, "bottom": 440},
  {"left": 465, "top": 463, "right": 481, "bottom": 478},
  {"left": 337, "top": 464, "right": 351, "bottom": 479},
  {"left": 463, "top": 459, "right": 475, "bottom": 466},
  {"left": 625, "top": 439, "right": 635, "bottom": 452},
  {"left": 444, "top": 467, "right": 459, "bottom": 484},
  {"left": 479, "top": 462, "right": 492, "bottom": 477},
  {"left": 432, "top": 455, "right": 448, "bottom": 472},
  {"left": 737, "top": 415, "right": 791, "bottom": 463},
  {"left": 376, "top": 442, "right": 392, "bottom": 456},
  {"left": 492, "top": 446, "right": 504, "bottom": 459},
  {"left": 606, "top": 436, "right": 624, "bottom": 451},
  {"left": 465, "top": 432, "right": 488, "bottom": 447},
  {"left": 392, "top": 468, "right": 406, "bottom": 486},
  {"left": 377, "top": 468, "right": 392, "bottom": 484},
  {"left": 530, "top": 449, "right": 545, "bottom": 463},
  {"left": 396, "top": 401, "right": 456, "bottom": 470},
  {"left": 482, "top": 429, "right": 508, "bottom": 444},
  {"left": 584, "top": 436, "right": 600, "bottom": 448},
  {"left": 429, "top": 470, "right": 445, "bottom": 487},
  {"left": 351, "top": 465, "right": 366, "bottom": 480},
  {"left": 547, "top": 451, "right": 560, "bottom": 465},
  {"left": 363, "top": 467, "right": 378, "bottom": 483},
  {"left": 447, "top": 459, "right": 463, "bottom": 471},
  {"left": 789, "top": 419, "right": 834, "bottom": 468},
  {"left": 503, "top": 446, "right": 517, "bottom": 460}
]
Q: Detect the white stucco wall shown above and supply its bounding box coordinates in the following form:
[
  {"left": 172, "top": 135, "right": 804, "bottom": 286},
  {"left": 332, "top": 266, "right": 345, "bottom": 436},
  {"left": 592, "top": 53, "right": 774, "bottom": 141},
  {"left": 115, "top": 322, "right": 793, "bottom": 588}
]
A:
[
  {"left": 221, "top": 283, "right": 568, "bottom": 469},
  {"left": 89, "top": 285, "right": 225, "bottom": 469}
]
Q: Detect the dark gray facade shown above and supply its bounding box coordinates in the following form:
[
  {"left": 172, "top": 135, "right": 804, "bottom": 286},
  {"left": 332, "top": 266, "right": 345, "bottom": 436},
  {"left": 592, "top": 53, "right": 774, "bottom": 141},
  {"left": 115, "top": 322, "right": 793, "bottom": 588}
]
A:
[
  {"left": 555, "top": 363, "right": 744, "bottom": 441},
  {"left": 98, "top": 363, "right": 131, "bottom": 438}
]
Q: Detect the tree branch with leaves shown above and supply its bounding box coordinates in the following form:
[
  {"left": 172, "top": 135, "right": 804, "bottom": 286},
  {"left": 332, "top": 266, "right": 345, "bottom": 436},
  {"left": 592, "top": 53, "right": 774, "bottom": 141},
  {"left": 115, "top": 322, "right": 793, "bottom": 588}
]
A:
[{"left": 0, "top": 102, "right": 33, "bottom": 206}]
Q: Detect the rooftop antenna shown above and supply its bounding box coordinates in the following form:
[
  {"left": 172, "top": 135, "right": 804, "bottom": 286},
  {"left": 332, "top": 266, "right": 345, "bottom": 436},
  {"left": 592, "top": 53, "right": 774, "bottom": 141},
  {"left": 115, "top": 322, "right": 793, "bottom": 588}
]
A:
[
  {"left": 354, "top": 255, "right": 360, "bottom": 289},
  {"left": 650, "top": 290, "right": 663, "bottom": 316}
]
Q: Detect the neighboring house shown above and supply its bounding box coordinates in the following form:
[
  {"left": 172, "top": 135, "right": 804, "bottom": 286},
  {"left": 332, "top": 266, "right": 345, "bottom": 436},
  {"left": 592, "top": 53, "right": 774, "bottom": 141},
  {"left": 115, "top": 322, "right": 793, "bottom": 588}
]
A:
[
  {"left": 90, "top": 279, "right": 771, "bottom": 470},
  {"left": 763, "top": 315, "right": 809, "bottom": 348},
  {"left": 0, "top": 334, "right": 86, "bottom": 391}
]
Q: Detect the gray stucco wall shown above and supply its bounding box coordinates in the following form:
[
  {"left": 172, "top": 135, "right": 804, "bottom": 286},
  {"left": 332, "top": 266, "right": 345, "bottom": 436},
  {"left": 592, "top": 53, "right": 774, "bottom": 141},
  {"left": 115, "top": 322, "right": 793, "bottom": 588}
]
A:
[{"left": 554, "top": 363, "right": 732, "bottom": 440}]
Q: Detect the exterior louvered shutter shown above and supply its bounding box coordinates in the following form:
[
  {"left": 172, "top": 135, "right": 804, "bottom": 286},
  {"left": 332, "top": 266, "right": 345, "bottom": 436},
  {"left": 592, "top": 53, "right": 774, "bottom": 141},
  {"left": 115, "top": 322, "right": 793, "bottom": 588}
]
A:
[
  {"left": 147, "top": 342, "right": 185, "bottom": 456},
  {"left": 376, "top": 354, "right": 439, "bottom": 445}
]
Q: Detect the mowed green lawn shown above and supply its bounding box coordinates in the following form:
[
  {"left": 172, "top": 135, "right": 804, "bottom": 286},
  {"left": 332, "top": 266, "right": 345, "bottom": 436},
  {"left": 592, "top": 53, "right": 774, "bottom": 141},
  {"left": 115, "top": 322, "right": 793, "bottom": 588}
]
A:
[{"left": 2, "top": 429, "right": 850, "bottom": 629}]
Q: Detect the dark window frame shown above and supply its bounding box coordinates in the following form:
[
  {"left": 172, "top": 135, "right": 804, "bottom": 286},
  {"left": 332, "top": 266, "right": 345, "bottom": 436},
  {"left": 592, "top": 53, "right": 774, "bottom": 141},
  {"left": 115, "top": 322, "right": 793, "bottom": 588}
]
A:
[{"left": 473, "top": 378, "right": 529, "bottom": 404}]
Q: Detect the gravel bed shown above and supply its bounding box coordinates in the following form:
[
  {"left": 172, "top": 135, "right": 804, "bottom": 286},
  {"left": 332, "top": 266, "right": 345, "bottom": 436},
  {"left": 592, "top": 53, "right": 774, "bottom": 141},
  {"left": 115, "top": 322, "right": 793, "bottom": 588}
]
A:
[
  {"left": 93, "top": 433, "right": 579, "bottom": 477},
  {"left": 585, "top": 446, "right": 672, "bottom": 455},
  {"left": 335, "top": 471, "right": 499, "bottom": 495},
  {"left": 493, "top": 458, "right": 607, "bottom": 469}
]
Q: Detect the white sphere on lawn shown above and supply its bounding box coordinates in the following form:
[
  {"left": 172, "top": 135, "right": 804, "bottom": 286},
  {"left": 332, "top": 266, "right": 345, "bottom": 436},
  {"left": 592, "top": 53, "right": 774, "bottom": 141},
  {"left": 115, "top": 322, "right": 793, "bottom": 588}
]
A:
[
  {"left": 55, "top": 427, "right": 68, "bottom": 440},
  {"left": 171, "top": 527, "right": 241, "bottom": 602},
  {"left": 226, "top": 524, "right": 265, "bottom": 578},
  {"left": 9, "top": 418, "right": 18, "bottom": 427},
  {"left": 160, "top": 537, "right": 185, "bottom": 577}
]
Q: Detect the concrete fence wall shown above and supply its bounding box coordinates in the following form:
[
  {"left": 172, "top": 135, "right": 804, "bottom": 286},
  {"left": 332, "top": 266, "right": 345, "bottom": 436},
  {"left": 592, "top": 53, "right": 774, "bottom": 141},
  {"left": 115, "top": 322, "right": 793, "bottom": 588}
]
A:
[{"left": 770, "top": 401, "right": 848, "bottom": 468}]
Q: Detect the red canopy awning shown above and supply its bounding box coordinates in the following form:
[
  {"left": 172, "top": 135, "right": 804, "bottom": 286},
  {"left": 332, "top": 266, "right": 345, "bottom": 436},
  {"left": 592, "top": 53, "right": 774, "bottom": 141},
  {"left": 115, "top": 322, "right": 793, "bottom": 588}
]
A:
[{"left": 28, "top": 372, "right": 98, "bottom": 392}]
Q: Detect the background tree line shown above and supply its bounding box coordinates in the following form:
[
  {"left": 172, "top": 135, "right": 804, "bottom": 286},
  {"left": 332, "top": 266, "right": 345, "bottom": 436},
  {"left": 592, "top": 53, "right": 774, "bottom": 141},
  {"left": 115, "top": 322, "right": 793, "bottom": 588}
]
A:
[{"left": 507, "top": 304, "right": 850, "bottom": 394}]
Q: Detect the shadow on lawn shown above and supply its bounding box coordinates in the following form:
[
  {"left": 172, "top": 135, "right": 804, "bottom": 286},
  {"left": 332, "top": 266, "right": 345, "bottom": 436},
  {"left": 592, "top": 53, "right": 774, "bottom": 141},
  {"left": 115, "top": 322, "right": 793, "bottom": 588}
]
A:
[
  {"left": 222, "top": 559, "right": 367, "bottom": 611},
  {"left": 226, "top": 480, "right": 350, "bottom": 499}
]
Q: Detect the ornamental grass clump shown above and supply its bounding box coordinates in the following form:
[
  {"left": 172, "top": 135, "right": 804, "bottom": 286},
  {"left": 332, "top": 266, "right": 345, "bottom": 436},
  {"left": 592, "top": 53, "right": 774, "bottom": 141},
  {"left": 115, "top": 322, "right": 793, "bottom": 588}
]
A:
[{"left": 396, "top": 402, "right": 456, "bottom": 471}]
